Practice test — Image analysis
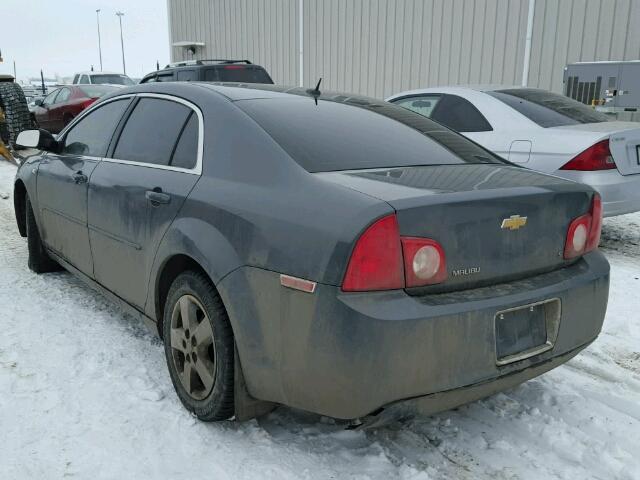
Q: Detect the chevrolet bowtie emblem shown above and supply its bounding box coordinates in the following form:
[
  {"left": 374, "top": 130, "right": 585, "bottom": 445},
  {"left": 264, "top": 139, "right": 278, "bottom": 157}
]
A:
[{"left": 501, "top": 215, "right": 527, "bottom": 230}]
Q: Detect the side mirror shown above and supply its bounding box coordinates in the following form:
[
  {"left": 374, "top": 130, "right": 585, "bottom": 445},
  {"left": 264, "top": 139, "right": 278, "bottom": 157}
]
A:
[
  {"left": 16, "top": 129, "right": 59, "bottom": 152},
  {"left": 34, "top": 98, "right": 44, "bottom": 106}
]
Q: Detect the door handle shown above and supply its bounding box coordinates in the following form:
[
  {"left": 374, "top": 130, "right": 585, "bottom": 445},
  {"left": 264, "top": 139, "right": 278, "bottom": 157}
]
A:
[
  {"left": 145, "top": 189, "right": 171, "bottom": 206},
  {"left": 72, "top": 171, "right": 88, "bottom": 184}
]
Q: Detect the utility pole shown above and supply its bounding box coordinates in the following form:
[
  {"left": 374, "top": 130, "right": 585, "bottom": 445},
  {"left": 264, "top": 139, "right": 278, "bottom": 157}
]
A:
[
  {"left": 96, "top": 9, "right": 103, "bottom": 71},
  {"left": 116, "top": 11, "right": 126, "bottom": 75}
]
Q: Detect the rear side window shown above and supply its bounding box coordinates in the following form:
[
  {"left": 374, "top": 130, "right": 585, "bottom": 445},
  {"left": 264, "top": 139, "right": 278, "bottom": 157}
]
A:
[
  {"left": 430, "top": 95, "right": 492, "bottom": 132},
  {"left": 113, "top": 98, "right": 191, "bottom": 166},
  {"left": 237, "top": 98, "right": 504, "bottom": 172},
  {"left": 177, "top": 70, "right": 197, "bottom": 81},
  {"left": 62, "top": 99, "right": 130, "bottom": 156},
  {"left": 170, "top": 113, "right": 198, "bottom": 169},
  {"left": 487, "top": 88, "right": 610, "bottom": 127},
  {"left": 392, "top": 95, "right": 442, "bottom": 118}
]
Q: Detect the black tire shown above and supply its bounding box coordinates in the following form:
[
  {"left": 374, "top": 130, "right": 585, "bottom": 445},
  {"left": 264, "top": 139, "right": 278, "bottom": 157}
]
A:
[
  {"left": 163, "top": 271, "right": 235, "bottom": 421},
  {"left": 25, "top": 195, "right": 60, "bottom": 273},
  {"left": 0, "top": 82, "right": 32, "bottom": 149}
]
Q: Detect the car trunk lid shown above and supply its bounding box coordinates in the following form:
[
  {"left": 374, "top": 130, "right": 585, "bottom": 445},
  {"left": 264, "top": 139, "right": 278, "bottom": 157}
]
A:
[
  {"left": 550, "top": 122, "right": 640, "bottom": 176},
  {"left": 318, "top": 164, "right": 594, "bottom": 293}
]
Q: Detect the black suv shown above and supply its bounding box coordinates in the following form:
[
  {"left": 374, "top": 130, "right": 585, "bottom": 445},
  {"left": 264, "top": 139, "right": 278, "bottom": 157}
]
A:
[{"left": 140, "top": 59, "right": 274, "bottom": 84}]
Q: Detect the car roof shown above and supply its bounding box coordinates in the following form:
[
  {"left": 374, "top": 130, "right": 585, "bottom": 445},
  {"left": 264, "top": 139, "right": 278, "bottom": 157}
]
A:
[
  {"left": 386, "top": 85, "right": 553, "bottom": 100},
  {"left": 107, "top": 81, "right": 394, "bottom": 108},
  {"left": 142, "top": 62, "right": 269, "bottom": 79},
  {"left": 75, "top": 71, "right": 126, "bottom": 76}
]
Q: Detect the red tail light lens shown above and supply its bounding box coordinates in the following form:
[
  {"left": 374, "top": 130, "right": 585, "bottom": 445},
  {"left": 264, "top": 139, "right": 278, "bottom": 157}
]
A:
[
  {"left": 342, "top": 214, "right": 448, "bottom": 291},
  {"left": 342, "top": 214, "right": 404, "bottom": 291},
  {"left": 564, "top": 194, "right": 602, "bottom": 259},
  {"left": 401, "top": 237, "right": 447, "bottom": 287},
  {"left": 560, "top": 140, "right": 616, "bottom": 171}
]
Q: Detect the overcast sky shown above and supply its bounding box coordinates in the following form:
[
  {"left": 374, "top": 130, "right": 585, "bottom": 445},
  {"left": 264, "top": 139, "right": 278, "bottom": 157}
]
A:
[{"left": 0, "top": 0, "right": 169, "bottom": 81}]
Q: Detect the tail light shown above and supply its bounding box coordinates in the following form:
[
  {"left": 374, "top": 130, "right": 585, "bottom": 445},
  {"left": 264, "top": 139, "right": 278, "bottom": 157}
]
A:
[
  {"left": 342, "top": 214, "right": 447, "bottom": 292},
  {"left": 401, "top": 238, "right": 447, "bottom": 287},
  {"left": 560, "top": 140, "right": 616, "bottom": 171},
  {"left": 341, "top": 215, "right": 404, "bottom": 291},
  {"left": 564, "top": 194, "right": 603, "bottom": 259}
]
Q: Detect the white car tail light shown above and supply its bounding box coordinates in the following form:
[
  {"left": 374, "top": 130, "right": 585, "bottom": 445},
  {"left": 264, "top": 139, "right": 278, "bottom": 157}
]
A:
[{"left": 560, "top": 140, "right": 617, "bottom": 171}]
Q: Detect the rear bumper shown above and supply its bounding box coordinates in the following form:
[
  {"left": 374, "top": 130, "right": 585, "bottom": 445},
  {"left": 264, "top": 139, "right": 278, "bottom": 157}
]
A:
[
  {"left": 220, "top": 251, "right": 610, "bottom": 420},
  {"left": 555, "top": 169, "right": 640, "bottom": 217},
  {"left": 361, "top": 342, "right": 588, "bottom": 426}
]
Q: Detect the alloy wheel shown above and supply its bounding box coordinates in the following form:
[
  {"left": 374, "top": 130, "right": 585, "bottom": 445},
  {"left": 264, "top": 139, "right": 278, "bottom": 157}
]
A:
[{"left": 169, "top": 295, "right": 217, "bottom": 400}]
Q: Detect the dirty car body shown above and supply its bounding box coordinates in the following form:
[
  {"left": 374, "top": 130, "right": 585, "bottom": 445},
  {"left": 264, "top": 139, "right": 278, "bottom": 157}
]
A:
[{"left": 13, "top": 82, "right": 609, "bottom": 421}]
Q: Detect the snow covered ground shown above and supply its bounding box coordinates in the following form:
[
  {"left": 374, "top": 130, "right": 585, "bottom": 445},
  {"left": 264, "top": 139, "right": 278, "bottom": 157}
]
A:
[{"left": 0, "top": 159, "right": 638, "bottom": 480}]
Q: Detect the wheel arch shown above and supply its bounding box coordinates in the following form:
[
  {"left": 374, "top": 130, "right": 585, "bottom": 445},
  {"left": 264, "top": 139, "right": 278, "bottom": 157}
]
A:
[
  {"left": 154, "top": 253, "right": 211, "bottom": 338},
  {"left": 147, "top": 217, "right": 243, "bottom": 335}
]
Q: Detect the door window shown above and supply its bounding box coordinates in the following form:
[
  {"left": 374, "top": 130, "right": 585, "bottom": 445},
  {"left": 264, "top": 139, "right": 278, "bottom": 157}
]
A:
[
  {"left": 42, "top": 90, "right": 60, "bottom": 107},
  {"left": 61, "top": 99, "right": 130, "bottom": 156},
  {"left": 393, "top": 95, "right": 442, "bottom": 118},
  {"left": 430, "top": 95, "right": 493, "bottom": 132},
  {"left": 55, "top": 88, "right": 71, "bottom": 104},
  {"left": 170, "top": 112, "right": 198, "bottom": 169},
  {"left": 112, "top": 98, "right": 192, "bottom": 166},
  {"left": 79, "top": 75, "right": 90, "bottom": 84}
]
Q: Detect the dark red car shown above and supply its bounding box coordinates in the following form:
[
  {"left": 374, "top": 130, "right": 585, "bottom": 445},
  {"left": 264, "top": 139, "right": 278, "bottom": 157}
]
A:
[{"left": 32, "top": 85, "right": 120, "bottom": 133}]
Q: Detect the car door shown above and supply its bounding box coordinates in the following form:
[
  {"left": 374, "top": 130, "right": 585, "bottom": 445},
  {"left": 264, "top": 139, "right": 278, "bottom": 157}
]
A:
[
  {"left": 36, "top": 97, "right": 132, "bottom": 276},
  {"left": 47, "top": 87, "right": 72, "bottom": 133},
  {"left": 88, "top": 95, "right": 201, "bottom": 309},
  {"left": 34, "top": 89, "right": 60, "bottom": 131}
]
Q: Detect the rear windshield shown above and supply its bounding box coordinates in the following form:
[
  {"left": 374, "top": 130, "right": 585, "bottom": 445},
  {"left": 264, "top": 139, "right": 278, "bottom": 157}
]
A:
[
  {"left": 237, "top": 97, "right": 506, "bottom": 172},
  {"left": 90, "top": 74, "right": 134, "bottom": 86},
  {"left": 205, "top": 66, "right": 273, "bottom": 84},
  {"left": 78, "top": 85, "right": 118, "bottom": 98},
  {"left": 487, "top": 88, "right": 610, "bottom": 127}
]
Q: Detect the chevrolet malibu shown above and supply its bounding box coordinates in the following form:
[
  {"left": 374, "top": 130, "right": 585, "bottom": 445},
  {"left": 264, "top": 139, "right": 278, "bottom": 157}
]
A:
[{"left": 13, "top": 82, "right": 609, "bottom": 423}]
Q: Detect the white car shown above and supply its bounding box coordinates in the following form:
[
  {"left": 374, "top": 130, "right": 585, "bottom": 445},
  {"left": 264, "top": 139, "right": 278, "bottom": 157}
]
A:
[
  {"left": 71, "top": 71, "right": 135, "bottom": 86},
  {"left": 387, "top": 86, "right": 640, "bottom": 217}
]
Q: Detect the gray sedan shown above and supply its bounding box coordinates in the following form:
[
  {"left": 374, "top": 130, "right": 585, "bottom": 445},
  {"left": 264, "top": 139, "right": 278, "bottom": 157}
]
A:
[{"left": 13, "top": 82, "right": 609, "bottom": 423}]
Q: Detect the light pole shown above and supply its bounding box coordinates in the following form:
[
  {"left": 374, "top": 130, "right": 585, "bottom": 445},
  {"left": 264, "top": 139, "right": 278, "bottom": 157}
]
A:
[
  {"left": 96, "top": 9, "right": 103, "bottom": 71},
  {"left": 116, "top": 11, "right": 126, "bottom": 75}
]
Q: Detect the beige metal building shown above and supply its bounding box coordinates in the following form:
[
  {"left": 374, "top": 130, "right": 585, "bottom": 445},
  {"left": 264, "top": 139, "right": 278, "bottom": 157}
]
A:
[{"left": 167, "top": 0, "right": 640, "bottom": 99}]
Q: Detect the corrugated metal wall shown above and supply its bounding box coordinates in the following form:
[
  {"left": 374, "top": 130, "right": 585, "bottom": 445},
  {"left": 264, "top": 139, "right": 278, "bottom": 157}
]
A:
[{"left": 167, "top": 0, "right": 640, "bottom": 98}]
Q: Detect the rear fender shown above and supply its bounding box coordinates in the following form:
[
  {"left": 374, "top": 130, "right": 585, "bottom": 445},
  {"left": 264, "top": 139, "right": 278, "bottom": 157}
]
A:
[{"left": 145, "top": 216, "right": 242, "bottom": 323}]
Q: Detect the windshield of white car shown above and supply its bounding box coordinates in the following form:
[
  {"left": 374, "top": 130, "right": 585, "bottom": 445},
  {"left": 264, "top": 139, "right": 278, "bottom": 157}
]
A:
[
  {"left": 90, "top": 75, "right": 134, "bottom": 86},
  {"left": 487, "top": 89, "right": 610, "bottom": 127}
]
